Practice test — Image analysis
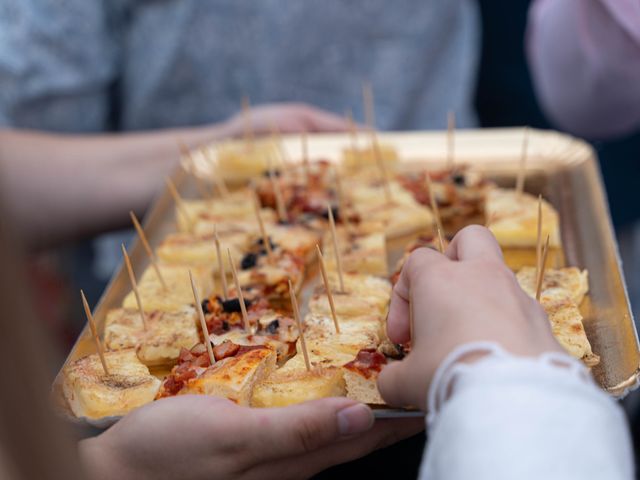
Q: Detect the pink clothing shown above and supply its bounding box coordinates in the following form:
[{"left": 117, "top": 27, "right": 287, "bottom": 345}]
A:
[{"left": 527, "top": 0, "right": 640, "bottom": 139}]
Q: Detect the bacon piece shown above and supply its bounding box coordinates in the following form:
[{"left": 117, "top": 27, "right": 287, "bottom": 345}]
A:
[{"left": 343, "top": 348, "right": 388, "bottom": 379}]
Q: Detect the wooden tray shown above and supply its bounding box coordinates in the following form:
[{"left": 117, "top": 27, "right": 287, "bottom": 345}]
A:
[{"left": 53, "top": 128, "right": 639, "bottom": 427}]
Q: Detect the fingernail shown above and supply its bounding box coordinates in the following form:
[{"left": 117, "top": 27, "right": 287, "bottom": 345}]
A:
[{"left": 337, "top": 403, "right": 374, "bottom": 436}]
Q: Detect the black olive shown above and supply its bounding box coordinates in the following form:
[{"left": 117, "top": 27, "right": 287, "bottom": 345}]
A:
[
  {"left": 277, "top": 219, "right": 292, "bottom": 226},
  {"left": 221, "top": 297, "right": 253, "bottom": 313},
  {"left": 256, "top": 236, "right": 277, "bottom": 250},
  {"left": 221, "top": 298, "right": 242, "bottom": 313},
  {"left": 262, "top": 169, "right": 281, "bottom": 178},
  {"left": 241, "top": 253, "right": 258, "bottom": 270},
  {"left": 201, "top": 299, "right": 212, "bottom": 314},
  {"left": 452, "top": 172, "right": 466, "bottom": 186},
  {"left": 222, "top": 320, "right": 230, "bottom": 331},
  {"left": 265, "top": 319, "right": 280, "bottom": 334},
  {"left": 320, "top": 205, "right": 339, "bottom": 222}
]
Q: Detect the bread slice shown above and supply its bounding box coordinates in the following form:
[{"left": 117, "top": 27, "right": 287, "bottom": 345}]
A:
[
  {"left": 323, "top": 229, "right": 388, "bottom": 276},
  {"left": 342, "top": 349, "right": 388, "bottom": 405},
  {"left": 122, "top": 263, "right": 213, "bottom": 313},
  {"left": 486, "top": 188, "right": 561, "bottom": 248},
  {"left": 157, "top": 231, "right": 249, "bottom": 271},
  {"left": 252, "top": 366, "right": 346, "bottom": 407},
  {"left": 176, "top": 193, "right": 256, "bottom": 232},
  {"left": 63, "top": 349, "right": 161, "bottom": 419},
  {"left": 540, "top": 289, "right": 599, "bottom": 367},
  {"left": 104, "top": 307, "right": 199, "bottom": 367},
  {"left": 210, "top": 330, "right": 296, "bottom": 366},
  {"left": 516, "top": 267, "right": 589, "bottom": 305},
  {"left": 266, "top": 223, "right": 320, "bottom": 263},
  {"left": 215, "top": 138, "right": 283, "bottom": 183},
  {"left": 303, "top": 314, "right": 383, "bottom": 356},
  {"left": 179, "top": 347, "right": 277, "bottom": 405},
  {"left": 309, "top": 273, "right": 391, "bottom": 317},
  {"left": 341, "top": 144, "right": 399, "bottom": 173}
]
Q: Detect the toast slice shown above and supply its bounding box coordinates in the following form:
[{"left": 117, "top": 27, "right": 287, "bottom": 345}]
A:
[
  {"left": 309, "top": 273, "right": 391, "bottom": 317},
  {"left": 63, "top": 349, "right": 161, "bottom": 419},
  {"left": 104, "top": 307, "right": 199, "bottom": 367},
  {"left": 516, "top": 267, "right": 589, "bottom": 305},
  {"left": 122, "top": 263, "right": 213, "bottom": 313}
]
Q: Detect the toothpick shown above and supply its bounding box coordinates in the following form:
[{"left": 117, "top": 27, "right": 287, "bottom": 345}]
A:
[
  {"left": 516, "top": 126, "right": 529, "bottom": 196},
  {"left": 289, "top": 279, "right": 310, "bottom": 372},
  {"left": 327, "top": 203, "right": 345, "bottom": 293},
  {"left": 535, "top": 235, "right": 550, "bottom": 301},
  {"left": 316, "top": 245, "right": 340, "bottom": 334},
  {"left": 129, "top": 211, "right": 167, "bottom": 292},
  {"left": 241, "top": 95, "right": 254, "bottom": 150},
  {"left": 436, "top": 226, "right": 446, "bottom": 254},
  {"left": 80, "top": 290, "right": 110, "bottom": 375},
  {"left": 165, "top": 177, "right": 194, "bottom": 232},
  {"left": 346, "top": 108, "right": 359, "bottom": 152},
  {"left": 333, "top": 167, "right": 350, "bottom": 232},
  {"left": 268, "top": 159, "right": 287, "bottom": 222},
  {"left": 251, "top": 188, "right": 274, "bottom": 263},
  {"left": 372, "top": 131, "right": 393, "bottom": 204},
  {"left": 268, "top": 122, "right": 291, "bottom": 167},
  {"left": 447, "top": 111, "right": 456, "bottom": 170},
  {"left": 178, "top": 140, "right": 212, "bottom": 199},
  {"left": 189, "top": 270, "right": 216, "bottom": 366},
  {"left": 120, "top": 244, "right": 148, "bottom": 331},
  {"left": 424, "top": 169, "right": 444, "bottom": 240},
  {"left": 201, "top": 148, "right": 230, "bottom": 198},
  {"left": 213, "top": 225, "right": 228, "bottom": 300},
  {"left": 362, "top": 82, "right": 375, "bottom": 131},
  {"left": 227, "top": 249, "right": 250, "bottom": 331},
  {"left": 534, "top": 194, "right": 543, "bottom": 285}
]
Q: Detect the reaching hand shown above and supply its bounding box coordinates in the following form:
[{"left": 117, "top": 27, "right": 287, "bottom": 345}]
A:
[
  {"left": 222, "top": 103, "right": 350, "bottom": 137},
  {"left": 80, "top": 395, "right": 423, "bottom": 480},
  {"left": 377, "top": 225, "right": 563, "bottom": 410}
]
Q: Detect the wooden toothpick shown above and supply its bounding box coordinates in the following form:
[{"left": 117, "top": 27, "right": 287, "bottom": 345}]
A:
[
  {"left": 447, "top": 111, "right": 456, "bottom": 170},
  {"left": 327, "top": 202, "right": 345, "bottom": 293},
  {"left": 268, "top": 159, "right": 287, "bottom": 222},
  {"left": 241, "top": 95, "right": 254, "bottom": 150},
  {"left": 130, "top": 211, "right": 167, "bottom": 292},
  {"left": 424, "top": 169, "right": 444, "bottom": 241},
  {"left": 165, "top": 177, "right": 194, "bottom": 232},
  {"left": 534, "top": 194, "right": 543, "bottom": 285},
  {"left": 436, "top": 226, "right": 446, "bottom": 254},
  {"left": 251, "top": 188, "right": 274, "bottom": 263},
  {"left": 516, "top": 126, "right": 530, "bottom": 196},
  {"left": 213, "top": 225, "right": 228, "bottom": 300},
  {"left": 289, "top": 279, "right": 310, "bottom": 372},
  {"left": 316, "top": 245, "right": 340, "bottom": 334},
  {"left": 535, "top": 235, "right": 550, "bottom": 301},
  {"left": 372, "top": 131, "right": 393, "bottom": 204},
  {"left": 80, "top": 290, "right": 110, "bottom": 375},
  {"left": 333, "top": 167, "right": 350, "bottom": 232},
  {"left": 121, "top": 244, "right": 148, "bottom": 331},
  {"left": 201, "top": 147, "right": 230, "bottom": 198},
  {"left": 189, "top": 270, "right": 216, "bottom": 366},
  {"left": 227, "top": 249, "right": 250, "bottom": 331}
]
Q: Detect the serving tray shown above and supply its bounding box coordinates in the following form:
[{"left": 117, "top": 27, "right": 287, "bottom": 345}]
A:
[{"left": 52, "top": 128, "right": 639, "bottom": 427}]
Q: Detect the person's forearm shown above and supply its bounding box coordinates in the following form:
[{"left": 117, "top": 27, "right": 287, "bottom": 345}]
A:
[
  {"left": 527, "top": 0, "right": 640, "bottom": 139},
  {"left": 0, "top": 124, "right": 230, "bottom": 247},
  {"left": 420, "top": 349, "right": 633, "bottom": 479}
]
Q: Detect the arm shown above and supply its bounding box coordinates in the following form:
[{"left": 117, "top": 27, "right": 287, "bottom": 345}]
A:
[
  {"left": 0, "top": 103, "right": 348, "bottom": 247},
  {"left": 527, "top": 0, "right": 640, "bottom": 139},
  {"left": 378, "top": 226, "right": 634, "bottom": 479}
]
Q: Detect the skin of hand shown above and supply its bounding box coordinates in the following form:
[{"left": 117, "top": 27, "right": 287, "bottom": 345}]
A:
[
  {"left": 79, "top": 395, "right": 424, "bottom": 480},
  {"left": 377, "top": 225, "right": 564, "bottom": 410},
  {"left": 221, "top": 102, "right": 351, "bottom": 137}
]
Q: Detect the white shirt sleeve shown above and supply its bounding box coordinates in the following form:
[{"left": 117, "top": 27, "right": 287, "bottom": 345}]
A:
[{"left": 419, "top": 344, "right": 634, "bottom": 480}]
